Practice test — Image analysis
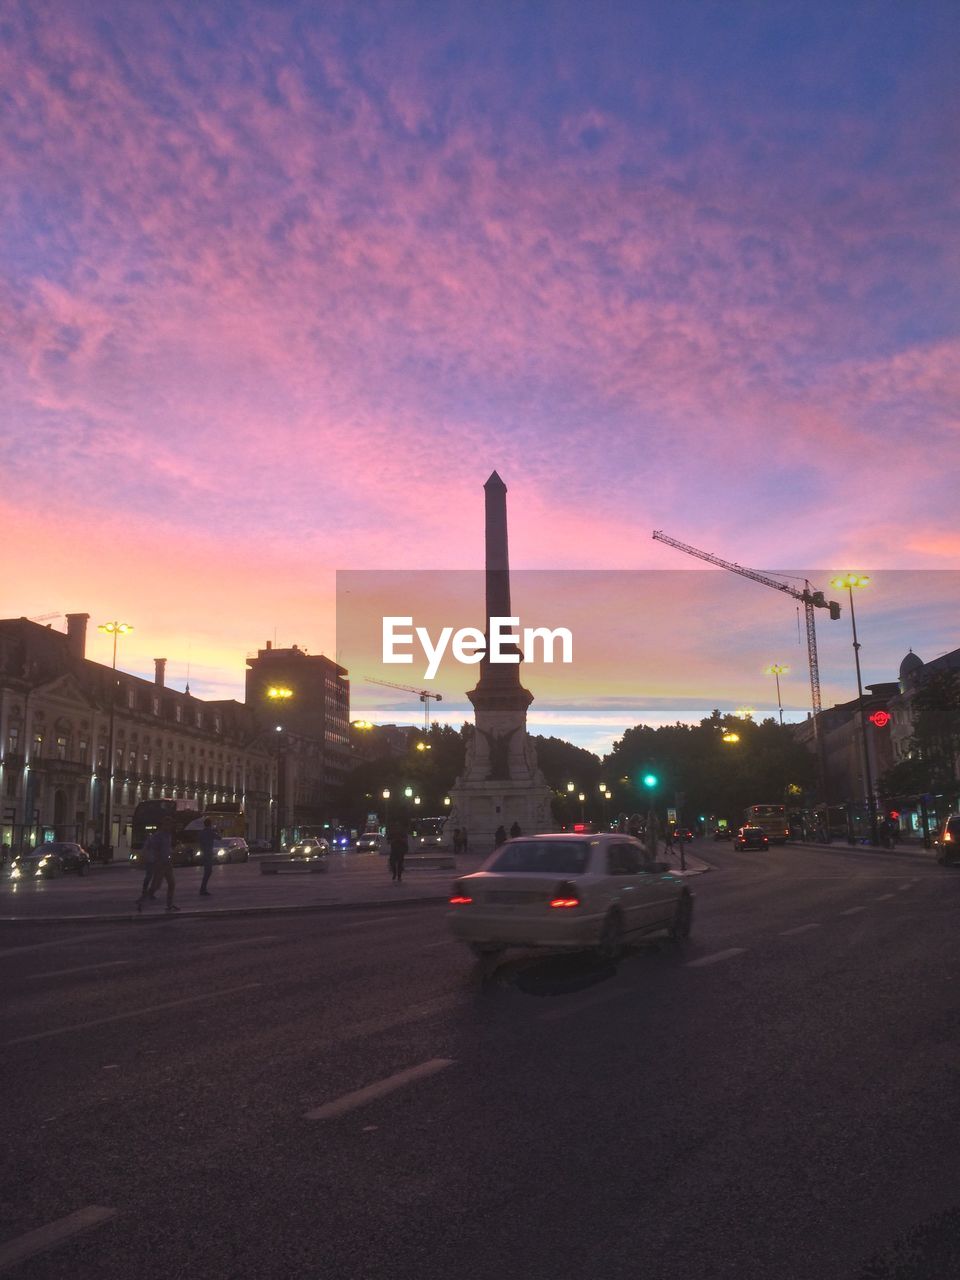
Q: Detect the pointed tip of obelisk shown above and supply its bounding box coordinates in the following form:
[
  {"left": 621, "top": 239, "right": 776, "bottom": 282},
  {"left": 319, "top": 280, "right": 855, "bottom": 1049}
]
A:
[{"left": 484, "top": 470, "right": 507, "bottom": 491}]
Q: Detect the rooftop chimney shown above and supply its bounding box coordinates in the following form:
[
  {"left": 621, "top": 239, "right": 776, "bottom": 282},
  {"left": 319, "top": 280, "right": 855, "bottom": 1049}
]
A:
[
  {"left": 65, "top": 613, "right": 89, "bottom": 660},
  {"left": 154, "top": 658, "right": 167, "bottom": 688}
]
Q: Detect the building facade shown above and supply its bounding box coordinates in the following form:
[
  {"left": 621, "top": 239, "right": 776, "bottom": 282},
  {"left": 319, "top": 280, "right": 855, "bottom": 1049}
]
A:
[{"left": 0, "top": 617, "right": 350, "bottom": 855}]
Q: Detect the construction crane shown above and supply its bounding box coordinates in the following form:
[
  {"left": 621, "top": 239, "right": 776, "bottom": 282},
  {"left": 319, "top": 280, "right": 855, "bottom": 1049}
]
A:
[
  {"left": 651, "top": 530, "right": 841, "bottom": 806},
  {"left": 364, "top": 676, "right": 443, "bottom": 733},
  {"left": 28, "top": 612, "right": 63, "bottom": 624}
]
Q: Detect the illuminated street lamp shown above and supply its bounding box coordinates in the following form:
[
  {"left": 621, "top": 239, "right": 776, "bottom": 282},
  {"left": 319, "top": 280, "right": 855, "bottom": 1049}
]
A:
[
  {"left": 97, "top": 620, "right": 133, "bottom": 854},
  {"left": 722, "top": 732, "right": 740, "bottom": 744},
  {"left": 381, "top": 788, "right": 391, "bottom": 827},
  {"left": 566, "top": 782, "right": 575, "bottom": 793},
  {"left": 267, "top": 685, "right": 293, "bottom": 849},
  {"left": 735, "top": 706, "right": 755, "bottom": 721},
  {"left": 578, "top": 792, "right": 586, "bottom": 821},
  {"left": 415, "top": 741, "right": 431, "bottom": 752},
  {"left": 765, "top": 664, "right": 789, "bottom": 727},
  {"left": 830, "top": 573, "right": 878, "bottom": 846}
]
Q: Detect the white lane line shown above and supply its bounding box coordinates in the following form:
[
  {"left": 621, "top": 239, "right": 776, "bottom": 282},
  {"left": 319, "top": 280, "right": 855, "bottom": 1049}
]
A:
[
  {"left": 5, "top": 983, "right": 262, "bottom": 1047},
  {"left": 422, "top": 939, "right": 456, "bottom": 949},
  {"left": 899, "top": 883, "right": 916, "bottom": 892},
  {"left": 0, "top": 928, "right": 127, "bottom": 959},
  {"left": 306, "top": 1057, "right": 455, "bottom": 1120},
  {"left": 192, "top": 934, "right": 279, "bottom": 953},
  {"left": 873, "top": 894, "right": 897, "bottom": 902},
  {"left": 0, "top": 1205, "right": 117, "bottom": 1273},
  {"left": 336, "top": 997, "right": 459, "bottom": 1044},
  {"left": 538, "top": 987, "right": 629, "bottom": 1023},
  {"left": 839, "top": 906, "right": 867, "bottom": 916},
  {"left": 779, "top": 923, "right": 821, "bottom": 937},
  {"left": 24, "top": 960, "right": 131, "bottom": 981},
  {"left": 686, "top": 948, "right": 748, "bottom": 968}
]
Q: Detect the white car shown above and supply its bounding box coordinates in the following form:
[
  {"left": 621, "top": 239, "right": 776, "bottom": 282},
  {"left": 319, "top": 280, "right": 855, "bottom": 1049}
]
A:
[
  {"left": 448, "top": 832, "right": 693, "bottom": 961},
  {"left": 356, "top": 832, "right": 384, "bottom": 853}
]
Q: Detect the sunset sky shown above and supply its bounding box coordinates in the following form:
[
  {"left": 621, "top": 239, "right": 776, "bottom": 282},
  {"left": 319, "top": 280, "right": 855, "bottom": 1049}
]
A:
[{"left": 3, "top": 1, "right": 957, "bottom": 752}]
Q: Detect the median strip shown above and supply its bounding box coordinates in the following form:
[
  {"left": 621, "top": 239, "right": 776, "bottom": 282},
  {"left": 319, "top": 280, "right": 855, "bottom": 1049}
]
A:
[{"left": 305, "top": 1057, "right": 455, "bottom": 1120}]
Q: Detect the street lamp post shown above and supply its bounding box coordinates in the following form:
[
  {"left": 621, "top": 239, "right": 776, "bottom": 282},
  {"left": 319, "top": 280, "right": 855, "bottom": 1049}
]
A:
[
  {"left": 831, "top": 573, "right": 878, "bottom": 846},
  {"left": 765, "top": 664, "right": 789, "bottom": 727},
  {"left": 267, "top": 687, "right": 293, "bottom": 849},
  {"left": 578, "top": 792, "right": 586, "bottom": 822},
  {"left": 381, "top": 789, "right": 391, "bottom": 831},
  {"left": 97, "top": 621, "right": 133, "bottom": 856}
]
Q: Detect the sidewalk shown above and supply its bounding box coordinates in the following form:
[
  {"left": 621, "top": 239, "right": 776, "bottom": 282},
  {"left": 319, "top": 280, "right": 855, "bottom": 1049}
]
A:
[{"left": 0, "top": 846, "right": 712, "bottom": 926}]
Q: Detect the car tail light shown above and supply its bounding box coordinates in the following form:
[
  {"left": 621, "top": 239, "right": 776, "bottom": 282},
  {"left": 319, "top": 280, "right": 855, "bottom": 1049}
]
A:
[
  {"left": 549, "top": 881, "right": 580, "bottom": 908},
  {"left": 449, "top": 882, "right": 473, "bottom": 905},
  {"left": 945, "top": 831, "right": 954, "bottom": 844}
]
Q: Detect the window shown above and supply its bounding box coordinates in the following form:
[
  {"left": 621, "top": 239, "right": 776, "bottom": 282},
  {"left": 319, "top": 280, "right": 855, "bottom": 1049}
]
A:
[
  {"left": 488, "top": 840, "right": 592, "bottom": 875},
  {"left": 195, "top": 709, "right": 203, "bottom": 728},
  {"left": 214, "top": 714, "right": 222, "bottom": 733},
  {"left": 127, "top": 687, "right": 136, "bottom": 709},
  {"left": 152, "top": 696, "right": 160, "bottom": 716},
  {"left": 174, "top": 705, "right": 182, "bottom": 723},
  {"left": 607, "top": 843, "right": 642, "bottom": 876},
  {"left": 79, "top": 738, "right": 89, "bottom": 762},
  {"left": 7, "top": 726, "right": 19, "bottom": 754},
  {"left": 56, "top": 734, "right": 68, "bottom": 761}
]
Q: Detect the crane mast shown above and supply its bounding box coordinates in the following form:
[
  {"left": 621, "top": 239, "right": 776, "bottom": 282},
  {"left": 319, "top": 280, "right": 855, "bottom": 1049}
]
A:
[{"left": 651, "top": 530, "right": 840, "bottom": 807}]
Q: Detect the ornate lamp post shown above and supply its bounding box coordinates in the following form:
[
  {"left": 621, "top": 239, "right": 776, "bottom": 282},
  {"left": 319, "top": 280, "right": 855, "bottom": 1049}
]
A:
[
  {"left": 98, "top": 621, "right": 133, "bottom": 855},
  {"left": 830, "top": 574, "right": 878, "bottom": 846}
]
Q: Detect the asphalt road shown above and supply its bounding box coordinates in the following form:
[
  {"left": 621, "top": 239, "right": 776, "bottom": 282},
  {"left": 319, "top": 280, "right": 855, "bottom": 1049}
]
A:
[{"left": 2, "top": 840, "right": 959, "bottom": 1279}]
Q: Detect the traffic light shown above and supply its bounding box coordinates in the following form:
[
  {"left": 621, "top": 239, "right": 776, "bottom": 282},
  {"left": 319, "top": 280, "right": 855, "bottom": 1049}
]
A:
[
  {"left": 829, "top": 601, "right": 841, "bottom": 621},
  {"left": 810, "top": 591, "right": 826, "bottom": 608},
  {"left": 642, "top": 773, "right": 658, "bottom": 789}
]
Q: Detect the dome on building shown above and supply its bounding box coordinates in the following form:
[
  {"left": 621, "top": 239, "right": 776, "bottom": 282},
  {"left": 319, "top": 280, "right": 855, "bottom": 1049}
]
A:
[{"left": 899, "top": 649, "right": 924, "bottom": 687}]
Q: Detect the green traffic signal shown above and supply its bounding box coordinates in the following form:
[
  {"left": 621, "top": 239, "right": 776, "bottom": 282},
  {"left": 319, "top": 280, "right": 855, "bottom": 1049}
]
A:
[{"left": 642, "top": 773, "right": 658, "bottom": 788}]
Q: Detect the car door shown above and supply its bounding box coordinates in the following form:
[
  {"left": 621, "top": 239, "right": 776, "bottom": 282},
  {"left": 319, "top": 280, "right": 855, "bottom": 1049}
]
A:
[
  {"left": 638, "top": 844, "right": 680, "bottom": 929},
  {"left": 605, "top": 841, "right": 646, "bottom": 934}
]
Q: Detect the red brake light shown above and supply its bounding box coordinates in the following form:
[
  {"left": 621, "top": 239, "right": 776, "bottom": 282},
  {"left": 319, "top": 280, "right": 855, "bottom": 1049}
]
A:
[
  {"left": 450, "top": 882, "right": 473, "bottom": 905},
  {"left": 549, "top": 880, "right": 580, "bottom": 909},
  {"left": 945, "top": 832, "right": 954, "bottom": 844}
]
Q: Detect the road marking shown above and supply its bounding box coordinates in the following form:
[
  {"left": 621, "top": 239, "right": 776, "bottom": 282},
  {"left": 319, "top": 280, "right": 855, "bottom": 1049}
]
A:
[
  {"left": 5, "top": 983, "right": 262, "bottom": 1047},
  {"left": 779, "top": 923, "right": 821, "bottom": 937},
  {"left": 422, "top": 938, "right": 456, "bottom": 949},
  {"left": 686, "top": 948, "right": 747, "bottom": 968},
  {"left": 335, "top": 996, "right": 459, "bottom": 1044},
  {"left": 839, "top": 906, "right": 867, "bottom": 916},
  {"left": 538, "top": 987, "right": 628, "bottom": 1023},
  {"left": 899, "top": 883, "right": 916, "bottom": 891},
  {"left": 24, "top": 960, "right": 131, "bottom": 981},
  {"left": 0, "top": 1205, "right": 117, "bottom": 1273},
  {"left": 0, "top": 928, "right": 127, "bottom": 959},
  {"left": 192, "top": 934, "right": 279, "bottom": 953},
  {"left": 873, "top": 894, "right": 897, "bottom": 902},
  {"left": 305, "top": 1057, "right": 455, "bottom": 1120}
]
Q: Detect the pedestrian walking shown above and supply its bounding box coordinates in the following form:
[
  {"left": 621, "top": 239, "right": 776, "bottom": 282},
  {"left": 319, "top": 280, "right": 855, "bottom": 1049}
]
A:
[
  {"left": 494, "top": 824, "right": 507, "bottom": 848},
  {"left": 509, "top": 820, "right": 522, "bottom": 838},
  {"left": 197, "top": 818, "right": 220, "bottom": 896},
  {"left": 388, "top": 825, "right": 408, "bottom": 883},
  {"left": 147, "top": 820, "right": 179, "bottom": 912},
  {"left": 136, "top": 831, "right": 160, "bottom": 909}
]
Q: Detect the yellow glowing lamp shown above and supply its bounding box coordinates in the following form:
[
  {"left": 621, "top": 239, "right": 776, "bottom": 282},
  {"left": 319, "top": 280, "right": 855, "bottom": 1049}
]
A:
[{"left": 267, "top": 686, "right": 293, "bottom": 700}]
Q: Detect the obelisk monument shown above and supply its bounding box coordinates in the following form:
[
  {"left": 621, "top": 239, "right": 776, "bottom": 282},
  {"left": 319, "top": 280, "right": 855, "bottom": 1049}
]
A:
[{"left": 448, "top": 472, "right": 553, "bottom": 852}]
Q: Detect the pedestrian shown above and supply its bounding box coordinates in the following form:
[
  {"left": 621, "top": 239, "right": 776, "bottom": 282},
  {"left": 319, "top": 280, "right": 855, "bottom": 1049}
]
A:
[
  {"left": 148, "top": 820, "right": 179, "bottom": 912},
  {"left": 197, "top": 817, "right": 220, "bottom": 896},
  {"left": 509, "top": 820, "right": 522, "bottom": 838},
  {"left": 136, "top": 831, "right": 160, "bottom": 909},
  {"left": 663, "top": 824, "right": 675, "bottom": 852},
  {"left": 494, "top": 824, "right": 507, "bottom": 848},
  {"left": 461, "top": 828, "right": 469, "bottom": 853},
  {"left": 388, "top": 824, "right": 408, "bottom": 883},
  {"left": 452, "top": 827, "right": 463, "bottom": 855}
]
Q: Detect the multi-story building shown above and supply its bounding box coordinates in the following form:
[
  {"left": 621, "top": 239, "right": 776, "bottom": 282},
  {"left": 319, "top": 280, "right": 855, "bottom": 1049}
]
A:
[{"left": 0, "top": 617, "right": 350, "bottom": 855}]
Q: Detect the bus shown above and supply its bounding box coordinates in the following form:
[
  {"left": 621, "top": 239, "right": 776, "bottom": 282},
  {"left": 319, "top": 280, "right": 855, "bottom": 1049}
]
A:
[
  {"left": 743, "top": 804, "right": 790, "bottom": 844},
  {"left": 130, "top": 798, "right": 202, "bottom": 855},
  {"left": 202, "top": 802, "right": 246, "bottom": 839}
]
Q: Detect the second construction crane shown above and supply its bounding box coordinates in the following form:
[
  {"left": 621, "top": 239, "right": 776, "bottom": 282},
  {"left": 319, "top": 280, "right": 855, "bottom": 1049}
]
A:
[{"left": 651, "top": 530, "right": 841, "bottom": 803}]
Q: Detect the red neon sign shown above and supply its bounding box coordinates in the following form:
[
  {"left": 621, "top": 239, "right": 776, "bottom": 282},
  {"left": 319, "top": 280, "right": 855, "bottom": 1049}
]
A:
[{"left": 869, "top": 710, "right": 891, "bottom": 728}]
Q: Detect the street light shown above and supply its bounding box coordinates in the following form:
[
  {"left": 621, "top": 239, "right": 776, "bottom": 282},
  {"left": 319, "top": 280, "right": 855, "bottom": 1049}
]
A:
[
  {"left": 765, "top": 665, "right": 789, "bottom": 727},
  {"left": 97, "top": 620, "right": 133, "bottom": 854},
  {"left": 578, "top": 792, "right": 586, "bottom": 821},
  {"left": 735, "top": 706, "right": 755, "bottom": 721},
  {"left": 267, "top": 686, "right": 294, "bottom": 849},
  {"left": 381, "top": 788, "right": 391, "bottom": 828},
  {"left": 722, "top": 732, "right": 740, "bottom": 744},
  {"left": 830, "top": 573, "right": 878, "bottom": 846}
]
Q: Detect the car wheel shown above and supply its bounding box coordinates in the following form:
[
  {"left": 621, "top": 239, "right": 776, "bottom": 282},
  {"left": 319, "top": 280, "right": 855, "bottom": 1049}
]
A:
[
  {"left": 668, "top": 891, "right": 694, "bottom": 942},
  {"left": 595, "top": 910, "right": 623, "bottom": 962}
]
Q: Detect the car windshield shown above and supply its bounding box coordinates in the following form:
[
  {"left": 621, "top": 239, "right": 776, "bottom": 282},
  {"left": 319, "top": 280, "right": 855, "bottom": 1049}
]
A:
[{"left": 487, "top": 840, "right": 592, "bottom": 875}]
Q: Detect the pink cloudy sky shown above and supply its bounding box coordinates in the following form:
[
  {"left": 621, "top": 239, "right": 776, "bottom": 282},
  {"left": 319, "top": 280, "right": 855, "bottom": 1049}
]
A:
[{"left": 2, "top": 1, "right": 958, "bottom": 750}]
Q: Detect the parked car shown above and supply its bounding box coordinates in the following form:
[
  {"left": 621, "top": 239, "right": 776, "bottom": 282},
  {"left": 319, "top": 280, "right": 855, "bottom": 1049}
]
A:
[
  {"left": 935, "top": 814, "right": 960, "bottom": 866},
  {"left": 191, "top": 837, "right": 250, "bottom": 864},
  {"left": 447, "top": 832, "right": 693, "bottom": 961},
  {"left": 356, "top": 832, "right": 384, "bottom": 853},
  {"left": 11, "top": 842, "right": 91, "bottom": 879},
  {"left": 734, "top": 826, "right": 769, "bottom": 851}
]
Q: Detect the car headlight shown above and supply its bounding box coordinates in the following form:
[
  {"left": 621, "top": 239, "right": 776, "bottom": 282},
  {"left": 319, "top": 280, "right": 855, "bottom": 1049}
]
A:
[
  {"left": 10, "top": 866, "right": 21, "bottom": 880},
  {"left": 217, "top": 850, "right": 226, "bottom": 858}
]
